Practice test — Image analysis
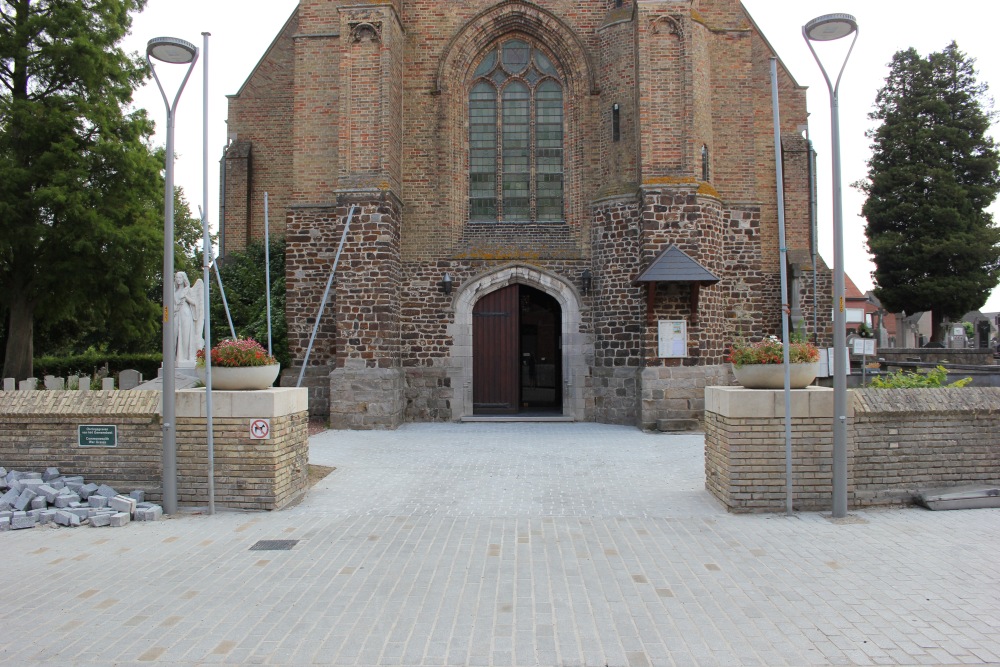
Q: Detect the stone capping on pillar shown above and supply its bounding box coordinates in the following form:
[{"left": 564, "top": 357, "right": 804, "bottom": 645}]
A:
[
  {"left": 175, "top": 387, "right": 308, "bottom": 418},
  {"left": 705, "top": 385, "right": 851, "bottom": 420}
]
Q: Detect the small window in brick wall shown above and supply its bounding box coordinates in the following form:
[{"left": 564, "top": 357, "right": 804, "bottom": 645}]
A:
[
  {"left": 469, "top": 39, "right": 564, "bottom": 223},
  {"left": 612, "top": 103, "right": 620, "bottom": 142},
  {"left": 701, "top": 144, "right": 710, "bottom": 181}
]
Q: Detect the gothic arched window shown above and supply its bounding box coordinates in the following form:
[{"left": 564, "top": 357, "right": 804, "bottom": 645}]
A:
[{"left": 469, "top": 39, "right": 564, "bottom": 222}]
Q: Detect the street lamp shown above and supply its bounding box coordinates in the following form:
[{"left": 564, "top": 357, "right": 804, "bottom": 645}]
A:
[
  {"left": 147, "top": 36, "right": 198, "bottom": 515},
  {"left": 803, "top": 13, "right": 858, "bottom": 519}
]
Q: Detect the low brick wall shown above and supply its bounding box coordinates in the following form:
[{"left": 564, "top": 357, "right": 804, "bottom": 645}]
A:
[
  {"left": 852, "top": 388, "right": 1000, "bottom": 505},
  {"left": 0, "top": 387, "right": 310, "bottom": 511},
  {"left": 705, "top": 386, "right": 1000, "bottom": 512}
]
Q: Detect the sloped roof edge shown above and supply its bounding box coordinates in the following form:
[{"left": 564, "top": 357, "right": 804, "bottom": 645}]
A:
[{"left": 635, "top": 244, "right": 720, "bottom": 284}]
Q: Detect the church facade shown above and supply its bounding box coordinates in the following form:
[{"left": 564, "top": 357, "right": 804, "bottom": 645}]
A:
[{"left": 221, "top": 0, "right": 832, "bottom": 429}]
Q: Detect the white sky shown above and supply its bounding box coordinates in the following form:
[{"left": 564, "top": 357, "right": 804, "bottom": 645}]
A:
[{"left": 121, "top": 0, "right": 1000, "bottom": 313}]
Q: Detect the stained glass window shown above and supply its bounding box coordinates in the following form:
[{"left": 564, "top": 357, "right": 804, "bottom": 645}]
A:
[{"left": 468, "top": 39, "right": 564, "bottom": 223}]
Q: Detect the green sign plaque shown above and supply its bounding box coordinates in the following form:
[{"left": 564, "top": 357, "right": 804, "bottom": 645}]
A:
[{"left": 78, "top": 425, "right": 118, "bottom": 448}]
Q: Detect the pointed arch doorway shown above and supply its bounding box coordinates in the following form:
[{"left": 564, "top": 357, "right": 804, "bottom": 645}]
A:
[{"left": 473, "top": 284, "right": 562, "bottom": 415}]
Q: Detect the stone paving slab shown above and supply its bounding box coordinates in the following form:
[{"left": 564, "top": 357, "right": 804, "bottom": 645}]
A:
[{"left": 0, "top": 422, "right": 998, "bottom": 666}]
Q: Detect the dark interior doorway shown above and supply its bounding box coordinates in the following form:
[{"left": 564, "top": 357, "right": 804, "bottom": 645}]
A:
[{"left": 473, "top": 284, "right": 562, "bottom": 415}]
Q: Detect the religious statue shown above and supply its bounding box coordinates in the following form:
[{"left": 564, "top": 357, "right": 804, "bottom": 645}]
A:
[{"left": 173, "top": 271, "right": 205, "bottom": 365}]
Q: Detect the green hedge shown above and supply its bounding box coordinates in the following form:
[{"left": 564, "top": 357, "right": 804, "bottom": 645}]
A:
[{"left": 33, "top": 352, "right": 162, "bottom": 382}]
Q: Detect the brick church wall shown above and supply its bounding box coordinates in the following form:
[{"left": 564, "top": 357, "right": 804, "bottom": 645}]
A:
[
  {"left": 225, "top": 0, "right": 831, "bottom": 426},
  {"left": 222, "top": 11, "right": 298, "bottom": 253}
]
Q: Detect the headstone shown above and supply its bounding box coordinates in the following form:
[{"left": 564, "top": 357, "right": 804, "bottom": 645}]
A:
[
  {"left": 19, "top": 378, "right": 38, "bottom": 391},
  {"left": 101, "top": 377, "right": 115, "bottom": 391},
  {"left": 78, "top": 378, "right": 91, "bottom": 392},
  {"left": 118, "top": 369, "right": 142, "bottom": 390},
  {"left": 66, "top": 375, "right": 79, "bottom": 390},
  {"left": 3, "top": 378, "right": 14, "bottom": 392},
  {"left": 43, "top": 375, "right": 65, "bottom": 390}
]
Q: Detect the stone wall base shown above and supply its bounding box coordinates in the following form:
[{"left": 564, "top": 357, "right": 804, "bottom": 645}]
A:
[
  {"left": 330, "top": 367, "right": 405, "bottom": 429},
  {"left": 640, "top": 363, "right": 729, "bottom": 430},
  {"left": 281, "top": 365, "right": 331, "bottom": 419}
]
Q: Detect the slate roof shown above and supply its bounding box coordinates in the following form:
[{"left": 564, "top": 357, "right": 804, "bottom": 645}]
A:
[{"left": 634, "top": 245, "right": 720, "bottom": 284}]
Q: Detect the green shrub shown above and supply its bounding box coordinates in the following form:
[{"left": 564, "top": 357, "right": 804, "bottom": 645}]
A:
[{"left": 868, "top": 365, "right": 972, "bottom": 388}]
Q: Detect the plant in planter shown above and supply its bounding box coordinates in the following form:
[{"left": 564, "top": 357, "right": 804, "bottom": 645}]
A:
[
  {"left": 196, "top": 338, "right": 280, "bottom": 390},
  {"left": 727, "top": 335, "right": 821, "bottom": 389}
]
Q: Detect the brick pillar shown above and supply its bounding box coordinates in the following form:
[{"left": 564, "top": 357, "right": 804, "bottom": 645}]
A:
[
  {"left": 328, "top": 192, "right": 404, "bottom": 429},
  {"left": 591, "top": 194, "right": 643, "bottom": 425},
  {"left": 221, "top": 140, "right": 251, "bottom": 254}
]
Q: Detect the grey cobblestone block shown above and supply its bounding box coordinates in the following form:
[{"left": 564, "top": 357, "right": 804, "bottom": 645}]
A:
[
  {"left": 109, "top": 512, "right": 130, "bottom": 527},
  {"left": 38, "top": 484, "right": 59, "bottom": 503},
  {"left": 11, "top": 512, "right": 36, "bottom": 530},
  {"left": 21, "top": 479, "right": 42, "bottom": 492},
  {"left": 0, "top": 510, "right": 10, "bottom": 520},
  {"left": 30, "top": 496, "right": 47, "bottom": 510},
  {"left": 14, "top": 488, "right": 37, "bottom": 511},
  {"left": 95, "top": 484, "right": 117, "bottom": 499},
  {"left": 6, "top": 479, "right": 21, "bottom": 494},
  {"left": 108, "top": 495, "right": 136, "bottom": 515},
  {"left": 0, "top": 517, "right": 8, "bottom": 531},
  {"left": 38, "top": 510, "right": 57, "bottom": 525},
  {"left": 0, "top": 488, "right": 17, "bottom": 510},
  {"left": 89, "top": 514, "right": 112, "bottom": 527},
  {"left": 53, "top": 510, "right": 80, "bottom": 527},
  {"left": 21, "top": 472, "right": 41, "bottom": 480},
  {"left": 42, "top": 467, "right": 60, "bottom": 481},
  {"left": 67, "top": 508, "right": 90, "bottom": 520},
  {"left": 129, "top": 490, "right": 145, "bottom": 503},
  {"left": 54, "top": 494, "right": 80, "bottom": 508},
  {"left": 78, "top": 483, "right": 98, "bottom": 499},
  {"left": 88, "top": 495, "right": 107, "bottom": 508}
]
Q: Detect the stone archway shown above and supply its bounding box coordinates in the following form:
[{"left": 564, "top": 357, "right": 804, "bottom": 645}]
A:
[{"left": 448, "top": 264, "right": 588, "bottom": 420}]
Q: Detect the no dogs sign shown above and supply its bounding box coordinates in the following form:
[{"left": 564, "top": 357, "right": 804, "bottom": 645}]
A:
[{"left": 250, "top": 419, "right": 271, "bottom": 440}]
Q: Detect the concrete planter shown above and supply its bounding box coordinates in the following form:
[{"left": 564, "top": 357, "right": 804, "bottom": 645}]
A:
[
  {"left": 731, "top": 362, "right": 819, "bottom": 389},
  {"left": 198, "top": 364, "right": 280, "bottom": 390}
]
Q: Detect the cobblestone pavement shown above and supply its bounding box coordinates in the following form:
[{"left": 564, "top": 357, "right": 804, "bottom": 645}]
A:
[{"left": 2, "top": 422, "right": 999, "bottom": 667}]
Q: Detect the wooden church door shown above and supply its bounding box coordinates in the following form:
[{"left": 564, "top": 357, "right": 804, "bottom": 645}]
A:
[{"left": 473, "top": 285, "right": 520, "bottom": 414}]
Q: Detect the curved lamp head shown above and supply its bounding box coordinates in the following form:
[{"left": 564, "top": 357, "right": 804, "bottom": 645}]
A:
[
  {"left": 804, "top": 13, "right": 858, "bottom": 42},
  {"left": 146, "top": 36, "right": 197, "bottom": 64}
]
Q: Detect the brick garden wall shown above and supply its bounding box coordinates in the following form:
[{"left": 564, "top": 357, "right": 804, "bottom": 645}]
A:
[
  {"left": 705, "top": 386, "right": 1000, "bottom": 512},
  {"left": 0, "top": 389, "right": 310, "bottom": 511}
]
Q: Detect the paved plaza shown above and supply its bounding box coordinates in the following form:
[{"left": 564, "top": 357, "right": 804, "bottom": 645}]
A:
[{"left": 2, "top": 422, "right": 999, "bottom": 666}]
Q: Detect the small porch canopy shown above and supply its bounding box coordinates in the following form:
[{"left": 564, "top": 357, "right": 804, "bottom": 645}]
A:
[{"left": 634, "top": 244, "right": 720, "bottom": 324}]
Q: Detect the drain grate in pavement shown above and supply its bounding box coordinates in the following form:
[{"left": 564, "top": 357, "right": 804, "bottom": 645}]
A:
[{"left": 249, "top": 540, "right": 299, "bottom": 551}]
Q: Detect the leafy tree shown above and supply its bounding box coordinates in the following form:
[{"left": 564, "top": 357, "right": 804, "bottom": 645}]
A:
[
  {"left": 859, "top": 43, "right": 1000, "bottom": 341},
  {"left": 0, "top": 0, "right": 163, "bottom": 379},
  {"left": 209, "top": 237, "right": 288, "bottom": 369}
]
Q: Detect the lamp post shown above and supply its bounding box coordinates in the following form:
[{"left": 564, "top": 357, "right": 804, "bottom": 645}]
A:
[
  {"left": 147, "top": 37, "right": 199, "bottom": 515},
  {"left": 803, "top": 14, "right": 858, "bottom": 519}
]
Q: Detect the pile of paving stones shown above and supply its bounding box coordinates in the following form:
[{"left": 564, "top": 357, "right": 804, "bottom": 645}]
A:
[{"left": 0, "top": 467, "right": 163, "bottom": 532}]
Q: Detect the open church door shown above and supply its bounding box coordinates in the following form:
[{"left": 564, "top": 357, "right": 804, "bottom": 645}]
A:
[{"left": 473, "top": 284, "right": 520, "bottom": 414}]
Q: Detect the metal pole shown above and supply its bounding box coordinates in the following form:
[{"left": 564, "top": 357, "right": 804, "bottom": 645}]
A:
[
  {"left": 213, "top": 258, "right": 237, "bottom": 340},
  {"left": 148, "top": 43, "right": 198, "bottom": 516},
  {"left": 201, "top": 32, "right": 215, "bottom": 516},
  {"left": 804, "top": 19, "right": 858, "bottom": 519},
  {"left": 264, "top": 192, "right": 273, "bottom": 356},
  {"left": 771, "top": 58, "right": 794, "bottom": 516},
  {"left": 297, "top": 205, "right": 357, "bottom": 388}
]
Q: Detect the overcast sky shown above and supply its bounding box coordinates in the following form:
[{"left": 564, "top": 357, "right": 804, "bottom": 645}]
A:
[{"left": 121, "top": 0, "right": 1000, "bottom": 313}]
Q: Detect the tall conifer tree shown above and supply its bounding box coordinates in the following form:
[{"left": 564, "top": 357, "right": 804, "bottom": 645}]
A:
[
  {"left": 860, "top": 43, "right": 1000, "bottom": 341},
  {"left": 0, "top": 0, "right": 163, "bottom": 379}
]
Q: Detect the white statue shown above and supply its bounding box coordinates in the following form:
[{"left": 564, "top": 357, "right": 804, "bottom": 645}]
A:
[{"left": 173, "top": 271, "right": 205, "bottom": 364}]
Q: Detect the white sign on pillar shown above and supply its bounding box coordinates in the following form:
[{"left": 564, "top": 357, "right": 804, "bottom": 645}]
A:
[{"left": 658, "top": 320, "right": 688, "bottom": 358}]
